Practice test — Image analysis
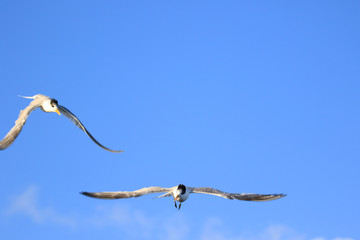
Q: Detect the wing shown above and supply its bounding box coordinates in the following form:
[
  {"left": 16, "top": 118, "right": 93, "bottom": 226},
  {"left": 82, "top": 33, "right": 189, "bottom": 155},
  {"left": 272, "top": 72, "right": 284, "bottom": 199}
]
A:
[
  {"left": 153, "top": 192, "right": 172, "bottom": 199},
  {"left": 190, "top": 187, "right": 286, "bottom": 201},
  {"left": 0, "top": 98, "right": 41, "bottom": 150},
  {"left": 58, "top": 105, "right": 123, "bottom": 153},
  {"left": 81, "top": 186, "right": 172, "bottom": 199}
]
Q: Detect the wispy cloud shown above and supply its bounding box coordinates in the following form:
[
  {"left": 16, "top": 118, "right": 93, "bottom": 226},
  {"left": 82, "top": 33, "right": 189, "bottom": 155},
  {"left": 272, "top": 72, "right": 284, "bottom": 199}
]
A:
[
  {"left": 5, "top": 185, "right": 77, "bottom": 227},
  {"left": 3, "top": 185, "right": 355, "bottom": 240},
  {"left": 200, "top": 219, "right": 355, "bottom": 240},
  {"left": 333, "top": 238, "right": 355, "bottom": 240},
  {"left": 159, "top": 214, "right": 189, "bottom": 240},
  {"left": 87, "top": 204, "right": 157, "bottom": 239},
  {"left": 87, "top": 204, "right": 189, "bottom": 240},
  {"left": 200, "top": 217, "right": 305, "bottom": 240},
  {"left": 312, "top": 238, "right": 354, "bottom": 240}
]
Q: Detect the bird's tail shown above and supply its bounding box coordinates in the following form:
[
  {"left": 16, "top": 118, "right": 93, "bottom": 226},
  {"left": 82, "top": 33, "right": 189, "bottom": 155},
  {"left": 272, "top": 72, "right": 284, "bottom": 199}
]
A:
[{"left": 18, "top": 95, "right": 35, "bottom": 99}]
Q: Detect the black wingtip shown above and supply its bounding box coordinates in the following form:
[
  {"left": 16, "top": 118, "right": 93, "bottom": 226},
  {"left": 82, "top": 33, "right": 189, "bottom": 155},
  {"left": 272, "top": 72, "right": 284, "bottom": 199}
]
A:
[
  {"left": 272, "top": 193, "right": 287, "bottom": 200},
  {"left": 80, "top": 192, "right": 92, "bottom": 197}
]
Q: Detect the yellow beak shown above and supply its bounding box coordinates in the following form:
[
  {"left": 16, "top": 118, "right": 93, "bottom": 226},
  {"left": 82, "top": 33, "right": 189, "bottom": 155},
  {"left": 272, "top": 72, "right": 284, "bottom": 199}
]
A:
[{"left": 55, "top": 109, "right": 61, "bottom": 115}]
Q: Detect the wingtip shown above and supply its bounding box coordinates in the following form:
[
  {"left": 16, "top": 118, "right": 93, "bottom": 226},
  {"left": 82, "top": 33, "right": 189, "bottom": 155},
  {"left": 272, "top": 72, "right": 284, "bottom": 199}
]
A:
[
  {"left": 113, "top": 150, "right": 124, "bottom": 153},
  {"left": 80, "top": 191, "right": 92, "bottom": 197},
  {"left": 276, "top": 193, "right": 287, "bottom": 199},
  {"left": 104, "top": 149, "right": 124, "bottom": 153}
]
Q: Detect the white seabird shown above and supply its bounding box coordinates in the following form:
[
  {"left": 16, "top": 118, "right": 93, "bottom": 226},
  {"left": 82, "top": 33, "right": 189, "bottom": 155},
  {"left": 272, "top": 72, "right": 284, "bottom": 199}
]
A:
[
  {"left": 0, "top": 94, "right": 123, "bottom": 152},
  {"left": 81, "top": 184, "right": 286, "bottom": 209}
]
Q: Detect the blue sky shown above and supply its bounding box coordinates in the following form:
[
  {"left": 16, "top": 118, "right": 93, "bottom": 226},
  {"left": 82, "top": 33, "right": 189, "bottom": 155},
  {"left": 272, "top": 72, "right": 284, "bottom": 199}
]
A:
[{"left": 0, "top": 1, "right": 359, "bottom": 239}]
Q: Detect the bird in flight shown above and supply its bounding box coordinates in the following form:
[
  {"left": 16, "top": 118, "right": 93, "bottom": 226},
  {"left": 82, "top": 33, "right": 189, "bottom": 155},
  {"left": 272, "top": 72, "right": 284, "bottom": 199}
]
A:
[
  {"left": 0, "top": 94, "right": 123, "bottom": 152},
  {"left": 81, "top": 184, "right": 286, "bottom": 210}
]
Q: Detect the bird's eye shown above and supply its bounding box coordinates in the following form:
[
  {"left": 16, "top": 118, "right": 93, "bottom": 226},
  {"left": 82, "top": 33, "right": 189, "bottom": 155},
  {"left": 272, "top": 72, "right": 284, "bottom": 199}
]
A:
[{"left": 50, "top": 99, "right": 58, "bottom": 107}]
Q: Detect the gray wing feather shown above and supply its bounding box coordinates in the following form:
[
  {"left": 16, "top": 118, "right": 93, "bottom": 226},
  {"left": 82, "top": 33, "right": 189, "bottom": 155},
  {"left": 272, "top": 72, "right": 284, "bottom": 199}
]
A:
[
  {"left": 58, "top": 105, "right": 123, "bottom": 153},
  {"left": 81, "top": 186, "right": 172, "bottom": 199},
  {"left": 190, "top": 187, "right": 286, "bottom": 201},
  {"left": 0, "top": 98, "right": 42, "bottom": 150},
  {"left": 153, "top": 192, "right": 172, "bottom": 199}
]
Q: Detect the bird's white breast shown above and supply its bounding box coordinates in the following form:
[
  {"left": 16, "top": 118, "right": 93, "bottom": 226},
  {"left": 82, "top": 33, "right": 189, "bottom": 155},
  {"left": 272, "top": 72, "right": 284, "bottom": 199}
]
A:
[
  {"left": 178, "top": 188, "right": 191, "bottom": 202},
  {"left": 41, "top": 99, "right": 55, "bottom": 112}
]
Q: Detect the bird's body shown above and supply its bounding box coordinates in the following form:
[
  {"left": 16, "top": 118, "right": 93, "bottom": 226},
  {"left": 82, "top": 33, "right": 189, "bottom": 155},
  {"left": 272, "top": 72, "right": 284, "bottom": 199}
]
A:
[
  {"left": 81, "top": 184, "right": 286, "bottom": 210},
  {"left": 0, "top": 94, "right": 122, "bottom": 152}
]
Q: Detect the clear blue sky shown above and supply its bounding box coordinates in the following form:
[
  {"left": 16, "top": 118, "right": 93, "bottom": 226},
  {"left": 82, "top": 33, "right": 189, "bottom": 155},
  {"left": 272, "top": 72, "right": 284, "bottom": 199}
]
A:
[{"left": 1, "top": 1, "right": 359, "bottom": 239}]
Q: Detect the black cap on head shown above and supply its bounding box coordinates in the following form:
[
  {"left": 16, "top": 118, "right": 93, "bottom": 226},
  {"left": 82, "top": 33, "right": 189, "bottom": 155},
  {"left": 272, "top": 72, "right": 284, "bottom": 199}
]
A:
[
  {"left": 177, "top": 184, "right": 186, "bottom": 194},
  {"left": 50, "top": 98, "right": 58, "bottom": 107}
]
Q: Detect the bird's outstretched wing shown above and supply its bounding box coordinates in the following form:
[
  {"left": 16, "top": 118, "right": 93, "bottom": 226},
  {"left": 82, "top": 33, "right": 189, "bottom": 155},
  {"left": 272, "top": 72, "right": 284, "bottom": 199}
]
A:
[
  {"left": 58, "top": 105, "right": 123, "bottom": 153},
  {"left": 190, "top": 187, "right": 286, "bottom": 201},
  {"left": 81, "top": 186, "right": 173, "bottom": 199},
  {"left": 0, "top": 98, "right": 42, "bottom": 150}
]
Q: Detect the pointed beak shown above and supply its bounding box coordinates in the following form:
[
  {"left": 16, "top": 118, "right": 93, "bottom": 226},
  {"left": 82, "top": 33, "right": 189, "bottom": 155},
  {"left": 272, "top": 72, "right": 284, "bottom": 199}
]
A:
[
  {"left": 174, "top": 194, "right": 180, "bottom": 201},
  {"left": 55, "top": 109, "right": 61, "bottom": 115}
]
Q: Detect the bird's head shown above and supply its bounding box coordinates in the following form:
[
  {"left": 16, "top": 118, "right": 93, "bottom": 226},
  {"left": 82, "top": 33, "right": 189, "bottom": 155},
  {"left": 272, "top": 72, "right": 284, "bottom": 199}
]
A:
[
  {"left": 19, "top": 94, "right": 61, "bottom": 115},
  {"left": 174, "top": 184, "right": 186, "bottom": 201},
  {"left": 42, "top": 98, "right": 61, "bottom": 115}
]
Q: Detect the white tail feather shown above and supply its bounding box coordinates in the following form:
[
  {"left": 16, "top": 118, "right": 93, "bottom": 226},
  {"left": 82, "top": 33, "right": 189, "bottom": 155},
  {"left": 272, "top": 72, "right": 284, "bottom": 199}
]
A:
[{"left": 18, "top": 95, "right": 35, "bottom": 99}]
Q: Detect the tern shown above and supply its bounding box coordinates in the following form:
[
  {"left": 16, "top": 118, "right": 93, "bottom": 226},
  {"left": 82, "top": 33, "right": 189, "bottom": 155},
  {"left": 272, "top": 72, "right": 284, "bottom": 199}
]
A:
[
  {"left": 81, "top": 184, "right": 286, "bottom": 210},
  {"left": 0, "top": 94, "right": 123, "bottom": 152}
]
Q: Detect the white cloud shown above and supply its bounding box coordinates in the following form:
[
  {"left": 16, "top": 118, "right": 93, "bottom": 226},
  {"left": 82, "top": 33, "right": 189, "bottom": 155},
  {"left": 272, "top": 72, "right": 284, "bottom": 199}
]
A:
[
  {"left": 159, "top": 214, "right": 189, "bottom": 240},
  {"left": 87, "top": 204, "right": 157, "bottom": 239},
  {"left": 333, "top": 238, "right": 354, "bottom": 240},
  {"left": 200, "top": 220, "right": 354, "bottom": 240},
  {"left": 200, "top": 217, "right": 240, "bottom": 240},
  {"left": 200, "top": 217, "right": 306, "bottom": 240},
  {"left": 87, "top": 205, "right": 189, "bottom": 240},
  {"left": 5, "top": 185, "right": 77, "bottom": 228},
  {"left": 3, "top": 185, "right": 356, "bottom": 240},
  {"left": 312, "top": 238, "right": 354, "bottom": 240},
  {"left": 257, "top": 224, "right": 305, "bottom": 240}
]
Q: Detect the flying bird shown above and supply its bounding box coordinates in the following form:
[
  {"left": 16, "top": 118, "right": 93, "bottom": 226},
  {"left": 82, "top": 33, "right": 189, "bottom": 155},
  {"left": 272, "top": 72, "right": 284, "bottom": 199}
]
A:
[
  {"left": 0, "top": 94, "right": 123, "bottom": 152},
  {"left": 81, "top": 184, "right": 286, "bottom": 209}
]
